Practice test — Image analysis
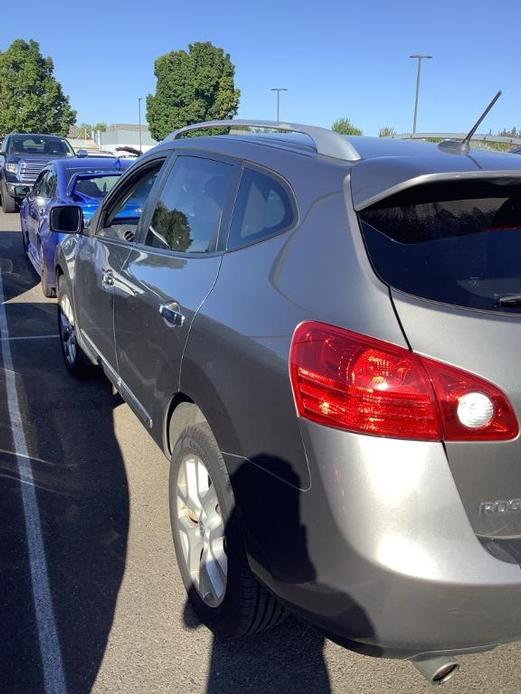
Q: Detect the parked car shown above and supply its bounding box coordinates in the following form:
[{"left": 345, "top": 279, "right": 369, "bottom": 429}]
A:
[
  {"left": 52, "top": 120, "right": 521, "bottom": 684},
  {"left": 20, "top": 156, "right": 134, "bottom": 296},
  {"left": 0, "top": 133, "right": 76, "bottom": 213}
]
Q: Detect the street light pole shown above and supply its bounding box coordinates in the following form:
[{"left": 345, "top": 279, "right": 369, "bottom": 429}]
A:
[
  {"left": 138, "top": 97, "right": 143, "bottom": 153},
  {"left": 409, "top": 55, "right": 432, "bottom": 136},
  {"left": 270, "top": 88, "right": 288, "bottom": 122}
]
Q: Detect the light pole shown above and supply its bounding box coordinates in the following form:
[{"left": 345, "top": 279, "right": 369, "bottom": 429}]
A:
[
  {"left": 409, "top": 55, "right": 432, "bottom": 136},
  {"left": 138, "top": 97, "right": 143, "bottom": 153},
  {"left": 270, "top": 88, "right": 288, "bottom": 122}
]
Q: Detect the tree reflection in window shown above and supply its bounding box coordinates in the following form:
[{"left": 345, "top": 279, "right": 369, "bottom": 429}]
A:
[
  {"left": 145, "top": 156, "right": 233, "bottom": 254},
  {"left": 151, "top": 202, "right": 191, "bottom": 252}
]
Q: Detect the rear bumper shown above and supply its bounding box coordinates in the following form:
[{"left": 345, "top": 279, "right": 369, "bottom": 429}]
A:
[{"left": 245, "top": 423, "right": 521, "bottom": 658}]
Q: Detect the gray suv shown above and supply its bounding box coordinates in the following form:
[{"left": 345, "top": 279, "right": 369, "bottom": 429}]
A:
[{"left": 53, "top": 121, "right": 521, "bottom": 684}]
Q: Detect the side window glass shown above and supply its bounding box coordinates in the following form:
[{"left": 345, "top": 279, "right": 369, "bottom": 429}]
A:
[
  {"left": 144, "top": 156, "right": 233, "bottom": 254},
  {"left": 228, "top": 168, "right": 294, "bottom": 249},
  {"left": 99, "top": 161, "right": 164, "bottom": 242},
  {"left": 39, "top": 172, "right": 53, "bottom": 199},
  {"left": 47, "top": 171, "right": 57, "bottom": 198},
  {"left": 34, "top": 171, "right": 50, "bottom": 198},
  {"left": 32, "top": 172, "right": 45, "bottom": 197}
]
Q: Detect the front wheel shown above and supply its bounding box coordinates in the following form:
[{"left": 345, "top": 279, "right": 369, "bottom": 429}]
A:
[
  {"left": 57, "top": 274, "right": 93, "bottom": 378},
  {"left": 41, "top": 261, "right": 56, "bottom": 298},
  {"left": 170, "top": 422, "right": 285, "bottom": 638}
]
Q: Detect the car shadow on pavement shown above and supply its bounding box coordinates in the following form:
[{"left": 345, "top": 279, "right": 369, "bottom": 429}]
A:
[
  {"left": 0, "top": 230, "right": 130, "bottom": 693},
  {"left": 186, "top": 603, "right": 333, "bottom": 694},
  {"left": 182, "top": 455, "right": 377, "bottom": 694}
]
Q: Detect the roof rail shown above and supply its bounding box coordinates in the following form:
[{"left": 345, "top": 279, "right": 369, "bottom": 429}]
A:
[{"left": 167, "top": 120, "right": 362, "bottom": 162}]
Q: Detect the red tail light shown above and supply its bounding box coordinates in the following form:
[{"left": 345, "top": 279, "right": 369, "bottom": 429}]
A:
[{"left": 290, "top": 321, "right": 518, "bottom": 442}]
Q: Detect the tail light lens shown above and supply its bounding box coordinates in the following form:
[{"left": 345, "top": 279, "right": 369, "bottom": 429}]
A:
[{"left": 290, "top": 321, "right": 518, "bottom": 442}]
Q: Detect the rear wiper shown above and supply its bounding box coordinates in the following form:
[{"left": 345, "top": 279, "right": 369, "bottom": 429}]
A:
[{"left": 497, "top": 294, "right": 521, "bottom": 306}]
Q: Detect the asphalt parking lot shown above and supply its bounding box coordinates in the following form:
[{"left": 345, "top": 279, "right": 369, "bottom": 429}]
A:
[{"left": 2, "top": 210, "right": 521, "bottom": 694}]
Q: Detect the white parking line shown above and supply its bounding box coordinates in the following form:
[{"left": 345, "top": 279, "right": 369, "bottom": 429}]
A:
[
  {"left": 0, "top": 273, "right": 68, "bottom": 694},
  {"left": 0, "top": 334, "right": 59, "bottom": 342}
]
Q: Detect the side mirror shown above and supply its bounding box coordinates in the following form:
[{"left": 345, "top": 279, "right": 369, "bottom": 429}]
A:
[
  {"left": 49, "top": 205, "right": 84, "bottom": 234},
  {"left": 76, "top": 149, "right": 89, "bottom": 158}
]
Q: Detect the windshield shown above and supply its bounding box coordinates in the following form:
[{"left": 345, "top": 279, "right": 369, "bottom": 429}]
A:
[
  {"left": 359, "top": 180, "right": 521, "bottom": 313},
  {"left": 72, "top": 174, "right": 121, "bottom": 199},
  {"left": 9, "top": 135, "right": 75, "bottom": 157}
]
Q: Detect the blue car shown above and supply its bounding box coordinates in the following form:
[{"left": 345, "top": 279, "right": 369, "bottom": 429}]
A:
[{"left": 20, "top": 156, "right": 135, "bottom": 296}]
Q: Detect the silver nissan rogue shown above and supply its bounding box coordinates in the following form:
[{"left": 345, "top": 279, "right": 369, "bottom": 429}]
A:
[{"left": 52, "top": 120, "right": 521, "bottom": 684}]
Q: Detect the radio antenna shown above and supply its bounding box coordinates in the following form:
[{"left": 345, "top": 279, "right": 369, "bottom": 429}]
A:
[{"left": 439, "top": 90, "right": 502, "bottom": 153}]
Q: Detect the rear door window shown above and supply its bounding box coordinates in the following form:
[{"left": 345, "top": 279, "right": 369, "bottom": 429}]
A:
[
  {"left": 228, "top": 167, "right": 295, "bottom": 249},
  {"left": 359, "top": 180, "right": 521, "bottom": 313}
]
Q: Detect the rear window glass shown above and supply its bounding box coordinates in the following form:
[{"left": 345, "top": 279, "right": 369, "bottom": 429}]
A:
[
  {"left": 74, "top": 175, "right": 120, "bottom": 198},
  {"left": 359, "top": 181, "right": 521, "bottom": 313}
]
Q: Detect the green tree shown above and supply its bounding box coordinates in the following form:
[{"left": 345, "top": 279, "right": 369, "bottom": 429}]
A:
[
  {"left": 498, "top": 127, "right": 519, "bottom": 138},
  {"left": 331, "top": 117, "right": 363, "bottom": 136},
  {"left": 78, "top": 122, "right": 107, "bottom": 138},
  {"left": 147, "top": 42, "right": 240, "bottom": 141},
  {"left": 379, "top": 126, "right": 397, "bottom": 137},
  {"left": 0, "top": 39, "right": 76, "bottom": 135}
]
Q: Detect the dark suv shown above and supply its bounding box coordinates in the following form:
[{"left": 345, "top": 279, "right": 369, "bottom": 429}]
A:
[
  {"left": 52, "top": 120, "right": 521, "bottom": 684},
  {"left": 0, "top": 132, "right": 75, "bottom": 212}
]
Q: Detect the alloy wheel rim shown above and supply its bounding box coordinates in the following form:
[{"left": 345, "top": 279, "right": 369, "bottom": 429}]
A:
[
  {"left": 59, "top": 293, "right": 77, "bottom": 365},
  {"left": 176, "top": 454, "right": 227, "bottom": 608}
]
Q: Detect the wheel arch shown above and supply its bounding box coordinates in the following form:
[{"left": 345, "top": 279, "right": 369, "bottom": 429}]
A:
[{"left": 163, "top": 394, "right": 207, "bottom": 458}]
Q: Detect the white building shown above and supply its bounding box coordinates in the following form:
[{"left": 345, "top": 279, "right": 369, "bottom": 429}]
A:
[{"left": 99, "top": 124, "right": 157, "bottom": 154}]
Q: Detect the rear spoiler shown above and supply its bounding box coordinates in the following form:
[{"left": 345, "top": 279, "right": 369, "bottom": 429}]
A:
[
  {"left": 66, "top": 171, "right": 123, "bottom": 198},
  {"left": 350, "top": 162, "right": 521, "bottom": 211}
]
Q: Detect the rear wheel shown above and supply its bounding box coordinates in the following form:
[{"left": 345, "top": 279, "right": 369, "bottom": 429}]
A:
[
  {"left": 170, "top": 422, "right": 285, "bottom": 638},
  {"left": 57, "top": 274, "right": 93, "bottom": 377},
  {"left": 1, "top": 183, "right": 16, "bottom": 213}
]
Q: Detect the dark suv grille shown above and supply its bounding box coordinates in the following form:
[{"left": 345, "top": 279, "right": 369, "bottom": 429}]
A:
[{"left": 18, "top": 159, "right": 48, "bottom": 182}]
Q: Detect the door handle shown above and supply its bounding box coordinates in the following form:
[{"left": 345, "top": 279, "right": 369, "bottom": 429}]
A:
[
  {"left": 102, "top": 269, "right": 114, "bottom": 288},
  {"left": 159, "top": 302, "right": 185, "bottom": 328}
]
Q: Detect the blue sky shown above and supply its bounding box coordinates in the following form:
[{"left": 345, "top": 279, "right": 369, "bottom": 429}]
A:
[{"left": 2, "top": 0, "right": 521, "bottom": 136}]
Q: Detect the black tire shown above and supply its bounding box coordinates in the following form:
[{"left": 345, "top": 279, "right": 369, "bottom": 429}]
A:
[
  {"left": 41, "top": 261, "right": 56, "bottom": 298},
  {"left": 1, "top": 183, "right": 16, "bottom": 213},
  {"left": 170, "top": 422, "right": 286, "bottom": 639},
  {"left": 57, "top": 274, "right": 94, "bottom": 378}
]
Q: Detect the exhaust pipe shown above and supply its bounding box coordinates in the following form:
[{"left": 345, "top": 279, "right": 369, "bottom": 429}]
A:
[{"left": 412, "top": 657, "right": 459, "bottom": 685}]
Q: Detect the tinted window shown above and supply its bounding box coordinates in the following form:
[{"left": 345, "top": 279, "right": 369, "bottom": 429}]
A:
[
  {"left": 145, "top": 156, "right": 233, "bottom": 254},
  {"left": 45, "top": 171, "right": 57, "bottom": 198},
  {"left": 100, "top": 161, "right": 164, "bottom": 241},
  {"left": 32, "top": 172, "right": 47, "bottom": 197},
  {"left": 228, "top": 168, "right": 294, "bottom": 249},
  {"left": 33, "top": 170, "right": 56, "bottom": 199},
  {"left": 359, "top": 180, "right": 521, "bottom": 313}
]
